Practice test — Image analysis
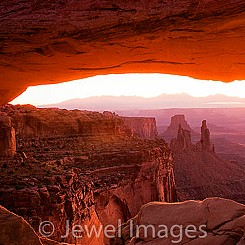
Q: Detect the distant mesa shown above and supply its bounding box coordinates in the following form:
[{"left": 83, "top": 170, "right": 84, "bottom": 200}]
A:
[
  {"left": 161, "top": 114, "right": 199, "bottom": 143},
  {"left": 170, "top": 124, "right": 193, "bottom": 152}
]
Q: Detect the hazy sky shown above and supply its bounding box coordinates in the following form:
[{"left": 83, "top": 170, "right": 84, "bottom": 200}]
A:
[{"left": 11, "top": 73, "right": 245, "bottom": 106}]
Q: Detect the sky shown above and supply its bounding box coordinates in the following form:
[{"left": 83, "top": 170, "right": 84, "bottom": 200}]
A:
[{"left": 11, "top": 73, "right": 245, "bottom": 106}]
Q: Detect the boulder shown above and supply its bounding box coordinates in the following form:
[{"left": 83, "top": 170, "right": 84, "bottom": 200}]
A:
[{"left": 111, "top": 198, "right": 245, "bottom": 245}]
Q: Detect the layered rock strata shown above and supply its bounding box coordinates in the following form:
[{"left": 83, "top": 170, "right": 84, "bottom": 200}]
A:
[
  {"left": 0, "top": 139, "right": 177, "bottom": 244},
  {"left": 170, "top": 125, "right": 192, "bottom": 152},
  {"left": 123, "top": 117, "right": 158, "bottom": 139},
  {"left": 161, "top": 115, "right": 199, "bottom": 143},
  {"left": 1, "top": 105, "right": 158, "bottom": 141},
  {"left": 0, "top": 105, "right": 177, "bottom": 244}
]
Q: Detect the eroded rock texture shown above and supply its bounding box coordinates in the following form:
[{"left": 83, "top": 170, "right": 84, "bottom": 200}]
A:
[
  {"left": 170, "top": 124, "right": 192, "bottom": 152},
  {"left": 1, "top": 0, "right": 245, "bottom": 104},
  {"left": 123, "top": 117, "right": 158, "bottom": 139},
  {"left": 111, "top": 198, "right": 245, "bottom": 245},
  {"left": 0, "top": 114, "right": 16, "bottom": 157},
  {"left": 199, "top": 119, "right": 213, "bottom": 151},
  {"left": 0, "top": 104, "right": 159, "bottom": 141},
  {"left": 161, "top": 115, "right": 198, "bottom": 142},
  {"left": 0, "top": 140, "right": 177, "bottom": 244},
  {"left": 1, "top": 104, "right": 128, "bottom": 139},
  {"left": 0, "top": 105, "right": 177, "bottom": 244}
]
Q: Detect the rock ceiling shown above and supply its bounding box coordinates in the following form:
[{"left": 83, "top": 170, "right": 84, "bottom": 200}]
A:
[{"left": 1, "top": 0, "right": 245, "bottom": 104}]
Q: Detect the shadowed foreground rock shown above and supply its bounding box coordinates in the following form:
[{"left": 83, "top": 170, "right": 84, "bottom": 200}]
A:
[
  {"left": 0, "top": 205, "right": 68, "bottom": 245},
  {"left": 111, "top": 198, "right": 245, "bottom": 245}
]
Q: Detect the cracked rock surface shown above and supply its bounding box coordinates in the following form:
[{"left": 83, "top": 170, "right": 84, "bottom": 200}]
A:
[{"left": 1, "top": 0, "right": 245, "bottom": 103}]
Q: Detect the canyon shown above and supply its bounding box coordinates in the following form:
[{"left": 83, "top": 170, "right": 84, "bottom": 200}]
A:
[
  {"left": 0, "top": 105, "right": 176, "bottom": 244},
  {"left": 0, "top": 106, "right": 245, "bottom": 245},
  {"left": 119, "top": 107, "right": 245, "bottom": 167},
  {"left": 169, "top": 115, "right": 245, "bottom": 204}
]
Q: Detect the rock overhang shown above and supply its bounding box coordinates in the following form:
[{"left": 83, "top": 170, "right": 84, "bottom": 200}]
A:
[{"left": 1, "top": 0, "right": 245, "bottom": 104}]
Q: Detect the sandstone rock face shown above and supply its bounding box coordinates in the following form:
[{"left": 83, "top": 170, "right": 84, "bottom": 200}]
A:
[
  {"left": 111, "top": 198, "right": 245, "bottom": 245},
  {"left": 1, "top": 104, "right": 129, "bottom": 139},
  {"left": 1, "top": 105, "right": 158, "bottom": 141},
  {"left": 123, "top": 117, "right": 158, "bottom": 139},
  {"left": 0, "top": 141, "right": 177, "bottom": 244},
  {"left": 0, "top": 169, "right": 105, "bottom": 244},
  {"left": 170, "top": 125, "right": 192, "bottom": 152},
  {"left": 161, "top": 115, "right": 198, "bottom": 142},
  {"left": 0, "top": 205, "right": 43, "bottom": 245},
  {"left": 0, "top": 205, "right": 71, "bottom": 245},
  {"left": 0, "top": 105, "right": 177, "bottom": 244},
  {"left": 199, "top": 120, "right": 213, "bottom": 151},
  {"left": 1, "top": 1, "right": 245, "bottom": 104},
  {"left": 94, "top": 146, "right": 177, "bottom": 219},
  {"left": 0, "top": 114, "right": 16, "bottom": 157}
]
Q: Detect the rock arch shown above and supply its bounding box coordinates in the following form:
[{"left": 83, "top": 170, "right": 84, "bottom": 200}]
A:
[{"left": 1, "top": 0, "right": 245, "bottom": 104}]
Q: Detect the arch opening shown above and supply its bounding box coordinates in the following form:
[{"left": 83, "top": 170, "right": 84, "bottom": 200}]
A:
[{"left": 10, "top": 73, "right": 245, "bottom": 108}]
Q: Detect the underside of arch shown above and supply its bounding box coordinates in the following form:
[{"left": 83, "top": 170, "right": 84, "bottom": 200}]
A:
[{"left": 1, "top": 0, "right": 245, "bottom": 104}]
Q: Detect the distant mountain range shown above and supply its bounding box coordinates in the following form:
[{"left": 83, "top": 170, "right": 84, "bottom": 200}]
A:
[{"left": 41, "top": 94, "right": 245, "bottom": 111}]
